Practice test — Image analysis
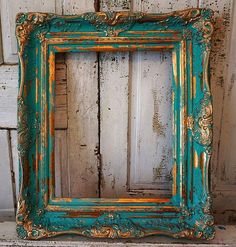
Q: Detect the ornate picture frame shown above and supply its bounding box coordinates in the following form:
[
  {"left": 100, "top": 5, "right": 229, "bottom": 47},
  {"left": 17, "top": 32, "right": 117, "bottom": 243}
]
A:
[{"left": 16, "top": 8, "right": 214, "bottom": 240}]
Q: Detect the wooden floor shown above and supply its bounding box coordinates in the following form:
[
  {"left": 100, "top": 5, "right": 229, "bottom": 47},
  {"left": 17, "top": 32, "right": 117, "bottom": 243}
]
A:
[{"left": 0, "top": 222, "right": 235, "bottom": 246}]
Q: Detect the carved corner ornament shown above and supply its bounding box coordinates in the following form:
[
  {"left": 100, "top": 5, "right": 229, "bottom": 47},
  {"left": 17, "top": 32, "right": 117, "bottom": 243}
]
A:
[{"left": 16, "top": 8, "right": 215, "bottom": 240}]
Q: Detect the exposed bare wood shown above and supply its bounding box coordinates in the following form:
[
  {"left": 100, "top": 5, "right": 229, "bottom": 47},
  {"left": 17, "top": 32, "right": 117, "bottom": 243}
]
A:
[
  {"left": 99, "top": 0, "right": 131, "bottom": 198},
  {"left": 128, "top": 0, "right": 198, "bottom": 196},
  {"left": 0, "top": 10, "right": 3, "bottom": 64},
  {"left": 129, "top": 51, "right": 173, "bottom": 193},
  {"left": 53, "top": 1, "right": 99, "bottom": 197},
  {"left": 10, "top": 130, "right": 19, "bottom": 198},
  {"left": 55, "top": 54, "right": 67, "bottom": 130},
  {"left": 6, "top": 130, "right": 17, "bottom": 214},
  {"left": 55, "top": 130, "right": 69, "bottom": 197},
  {"left": 65, "top": 52, "right": 99, "bottom": 197}
]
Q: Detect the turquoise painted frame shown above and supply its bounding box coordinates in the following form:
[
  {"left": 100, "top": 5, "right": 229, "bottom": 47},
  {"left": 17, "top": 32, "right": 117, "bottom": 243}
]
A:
[{"left": 16, "top": 9, "right": 214, "bottom": 240}]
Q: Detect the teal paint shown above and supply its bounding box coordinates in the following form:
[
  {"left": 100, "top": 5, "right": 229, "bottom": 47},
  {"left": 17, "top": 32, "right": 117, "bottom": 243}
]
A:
[{"left": 16, "top": 9, "right": 214, "bottom": 240}]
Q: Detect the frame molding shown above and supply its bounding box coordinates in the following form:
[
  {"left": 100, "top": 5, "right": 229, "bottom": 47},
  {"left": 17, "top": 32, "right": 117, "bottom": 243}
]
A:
[{"left": 16, "top": 9, "right": 214, "bottom": 240}]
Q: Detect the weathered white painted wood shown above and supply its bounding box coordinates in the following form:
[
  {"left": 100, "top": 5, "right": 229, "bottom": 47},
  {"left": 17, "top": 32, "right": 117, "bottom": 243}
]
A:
[
  {"left": 0, "top": 65, "right": 18, "bottom": 128},
  {"left": 127, "top": 0, "right": 198, "bottom": 195},
  {"left": 65, "top": 52, "right": 99, "bottom": 198},
  {"left": 54, "top": 2, "right": 99, "bottom": 198},
  {"left": 0, "top": 10, "right": 3, "bottom": 65},
  {"left": 62, "top": 0, "right": 95, "bottom": 14},
  {"left": 54, "top": 54, "right": 68, "bottom": 197},
  {"left": 99, "top": 51, "right": 130, "bottom": 197},
  {"left": 55, "top": 130, "right": 69, "bottom": 197},
  {"left": 0, "top": 0, "right": 62, "bottom": 63},
  {"left": 55, "top": 54, "right": 67, "bottom": 130},
  {"left": 100, "top": 0, "right": 199, "bottom": 198},
  {"left": 129, "top": 51, "right": 173, "bottom": 192},
  {"left": 100, "top": 0, "right": 130, "bottom": 11},
  {"left": 199, "top": 0, "right": 235, "bottom": 223},
  {"left": 99, "top": 0, "right": 131, "bottom": 198},
  {"left": 132, "top": 0, "right": 198, "bottom": 13},
  {"left": 0, "top": 221, "right": 236, "bottom": 246},
  {"left": 198, "top": 0, "right": 233, "bottom": 188},
  {"left": 7, "top": 130, "right": 17, "bottom": 213},
  {"left": 217, "top": 0, "right": 236, "bottom": 189},
  {"left": 10, "top": 130, "right": 18, "bottom": 198},
  {"left": 0, "top": 130, "right": 14, "bottom": 215}
]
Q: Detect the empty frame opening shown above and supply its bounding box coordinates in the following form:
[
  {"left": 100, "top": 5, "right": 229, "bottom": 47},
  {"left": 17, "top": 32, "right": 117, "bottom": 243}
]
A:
[{"left": 54, "top": 51, "right": 173, "bottom": 199}]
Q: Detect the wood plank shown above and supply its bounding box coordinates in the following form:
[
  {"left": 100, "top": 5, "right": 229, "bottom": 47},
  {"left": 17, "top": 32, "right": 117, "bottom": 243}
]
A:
[
  {"left": 65, "top": 52, "right": 99, "bottom": 197},
  {"left": 55, "top": 54, "right": 67, "bottom": 130},
  {"left": 0, "top": 10, "right": 3, "bottom": 65},
  {"left": 0, "top": 0, "right": 62, "bottom": 63},
  {"left": 7, "top": 130, "right": 17, "bottom": 213},
  {"left": 10, "top": 130, "right": 18, "bottom": 198},
  {"left": 129, "top": 51, "right": 173, "bottom": 193},
  {"left": 66, "top": 52, "right": 98, "bottom": 197},
  {"left": 0, "top": 130, "right": 14, "bottom": 216},
  {"left": 132, "top": 0, "right": 198, "bottom": 12},
  {"left": 62, "top": 0, "right": 95, "bottom": 14},
  {"left": 99, "top": 0, "right": 131, "bottom": 198},
  {"left": 198, "top": 0, "right": 234, "bottom": 191},
  {"left": 199, "top": 0, "right": 236, "bottom": 223},
  {"left": 126, "top": 0, "right": 198, "bottom": 196},
  {"left": 0, "top": 65, "right": 18, "bottom": 128},
  {"left": 53, "top": 1, "right": 98, "bottom": 198},
  {"left": 217, "top": 0, "right": 236, "bottom": 189},
  {"left": 99, "top": 51, "right": 130, "bottom": 197},
  {"left": 55, "top": 130, "right": 69, "bottom": 197}
]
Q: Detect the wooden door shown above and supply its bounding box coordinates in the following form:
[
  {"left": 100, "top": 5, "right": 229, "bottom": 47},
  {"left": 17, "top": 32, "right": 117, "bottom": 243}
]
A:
[{"left": 0, "top": 0, "right": 236, "bottom": 224}]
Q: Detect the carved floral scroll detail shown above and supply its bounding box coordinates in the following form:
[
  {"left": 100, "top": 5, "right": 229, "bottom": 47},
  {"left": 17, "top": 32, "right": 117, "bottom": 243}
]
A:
[
  {"left": 82, "top": 12, "right": 144, "bottom": 36},
  {"left": 82, "top": 213, "right": 145, "bottom": 238},
  {"left": 17, "top": 97, "right": 39, "bottom": 158},
  {"left": 16, "top": 12, "right": 53, "bottom": 53},
  {"left": 193, "top": 92, "right": 213, "bottom": 148}
]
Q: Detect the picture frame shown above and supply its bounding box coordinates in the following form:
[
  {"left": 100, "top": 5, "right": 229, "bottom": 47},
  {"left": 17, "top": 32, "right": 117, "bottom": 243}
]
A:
[{"left": 16, "top": 8, "right": 214, "bottom": 240}]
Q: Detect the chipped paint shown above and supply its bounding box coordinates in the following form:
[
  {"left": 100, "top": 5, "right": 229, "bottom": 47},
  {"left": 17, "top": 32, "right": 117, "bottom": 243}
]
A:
[
  {"left": 16, "top": 9, "right": 214, "bottom": 240},
  {"left": 152, "top": 89, "right": 165, "bottom": 136}
]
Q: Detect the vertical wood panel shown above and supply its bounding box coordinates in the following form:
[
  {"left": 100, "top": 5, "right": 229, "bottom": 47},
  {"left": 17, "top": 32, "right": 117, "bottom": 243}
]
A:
[
  {"left": 10, "top": 130, "right": 18, "bottom": 198},
  {"left": 65, "top": 52, "right": 99, "bottom": 198},
  {"left": 198, "top": 0, "right": 233, "bottom": 189},
  {"left": 199, "top": 0, "right": 236, "bottom": 223},
  {"left": 54, "top": 1, "right": 99, "bottom": 197},
  {"left": 99, "top": 0, "right": 131, "bottom": 197},
  {"left": 0, "top": 65, "right": 18, "bottom": 128},
  {"left": 55, "top": 130, "right": 68, "bottom": 197},
  {"left": 62, "top": 0, "right": 95, "bottom": 14},
  {"left": 0, "top": 0, "right": 62, "bottom": 63},
  {"left": 128, "top": 0, "right": 198, "bottom": 196},
  {"left": 129, "top": 51, "right": 173, "bottom": 192},
  {"left": 218, "top": 1, "right": 236, "bottom": 188},
  {"left": 0, "top": 9, "right": 3, "bottom": 65},
  {"left": 55, "top": 54, "right": 68, "bottom": 130},
  {"left": 0, "top": 130, "right": 14, "bottom": 216}
]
